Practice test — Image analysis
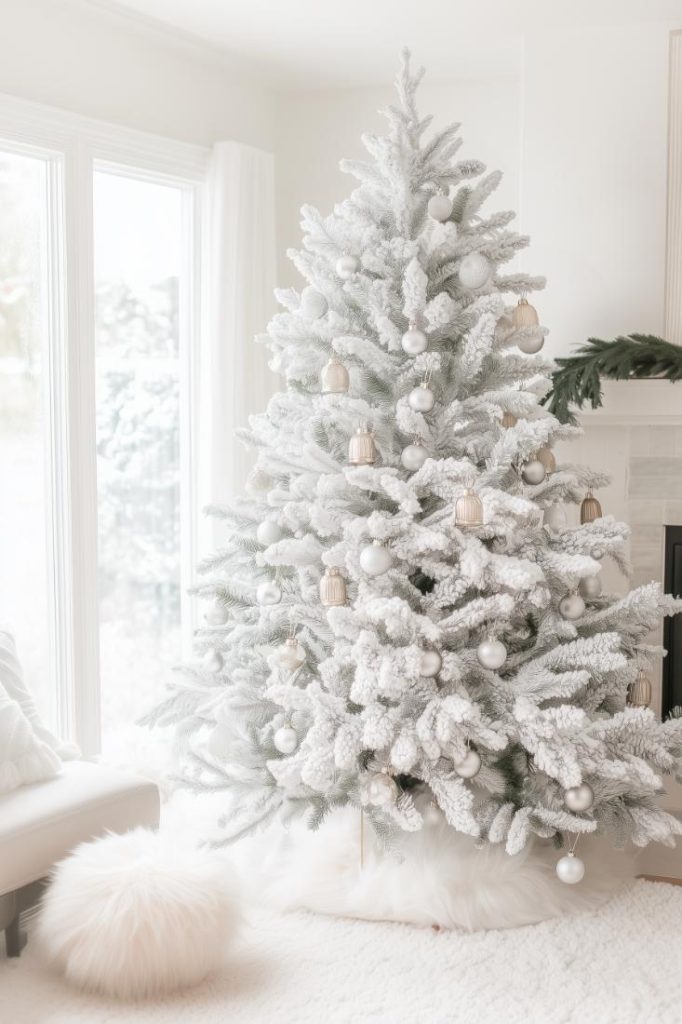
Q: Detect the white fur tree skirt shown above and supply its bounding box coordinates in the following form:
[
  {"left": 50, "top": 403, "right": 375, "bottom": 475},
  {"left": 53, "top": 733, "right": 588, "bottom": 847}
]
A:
[{"left": 3, "top": 880, "right": 682, "bottom": 1023}]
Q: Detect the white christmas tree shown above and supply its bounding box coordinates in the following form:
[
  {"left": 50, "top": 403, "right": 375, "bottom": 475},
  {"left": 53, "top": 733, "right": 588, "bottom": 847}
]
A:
[{"left": 149, "top": 52, "right": 682, "bottom": 882}]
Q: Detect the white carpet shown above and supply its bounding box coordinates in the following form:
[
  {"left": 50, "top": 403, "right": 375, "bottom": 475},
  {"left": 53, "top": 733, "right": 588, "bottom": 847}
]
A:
[{"left": 3, "top": 880, "right": 682, "bottom": 1024}]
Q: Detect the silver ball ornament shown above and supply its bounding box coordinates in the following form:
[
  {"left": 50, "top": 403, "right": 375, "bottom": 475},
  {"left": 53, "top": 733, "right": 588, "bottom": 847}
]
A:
[
  {"left": 559, "top": 592, "right": 586, "bottom": 620},
  {"left": 336, "top": 254, "right": 359, "bottom": 279},
  {"left": 365, "top": 772, "right": 399, "bottom": 807},
  {"left": 476, "top": 638, "right": 507, "bottom": 670},
  {"left": 517, "top": 331, "right": 545, "bottom": 354},
  {"left": 522, "top": 459, "right": 547, "bottom": 485},
  {"left": 420, "top": 649, "right": 442, "bottom": 678},
  {"left": 202, "top": 649, "right": 224, "bottom": 672},
  {"left": 564, "top": 782, "right": 594, "bottom": 813},
  {"left": 401, "top": 443, "right": 428, "bottom": 472},
  {"left": 591, "top": 546, "right": 605, "bottom": 561},
  {"left": 300, "top": 285, "right": 328, "bottom": 320},
  {"left": 257, "top": 520, "right": 283, "bottom": 546},
  {"left": 256, "top": 581, "right": 282, "bottom": 606},
  {"left": 579, "top": 574, "right": 602, "bottom": 599},
  {"left": 427, "top": 193, "right": 453, "bottom": 222},
  {"left": 401, "top": 326, "right": 428, "bottom": 355},
  {"left": 556, "top": 852, "right": 585, "bottom": 885},
  {"left": 205, "top": 601, "right": 229, "bottom": 626},
  {"left": 453, "top": 748, "right": 482, "bottom": 779},
  {"left": 359, "top": 541, "right": 394, "bottom": 577},
  {"left": 458, "top": 253, "right": 491, "bottom": 290},
  {"left": 273, "top": 725, "right": 298, "bottom": 755},
  {"left": 408, "top": 383, "right": 435, "bottom": 413}
]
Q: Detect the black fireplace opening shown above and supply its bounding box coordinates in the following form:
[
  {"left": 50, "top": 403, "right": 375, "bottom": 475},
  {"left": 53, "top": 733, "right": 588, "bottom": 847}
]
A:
[{"left": 662, "top": 525, "right": 682, "bottom": 718}]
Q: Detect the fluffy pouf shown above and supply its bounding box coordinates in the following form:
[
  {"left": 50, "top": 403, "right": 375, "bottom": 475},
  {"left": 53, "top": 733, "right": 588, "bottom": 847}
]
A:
[{"left": 37, "top": 828, "right": 239, "bottom": 1000}]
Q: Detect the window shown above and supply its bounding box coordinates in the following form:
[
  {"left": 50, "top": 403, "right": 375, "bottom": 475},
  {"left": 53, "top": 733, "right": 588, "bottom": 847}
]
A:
[{"left": 0, "top": 98, "right": 207, "bottom": 757}]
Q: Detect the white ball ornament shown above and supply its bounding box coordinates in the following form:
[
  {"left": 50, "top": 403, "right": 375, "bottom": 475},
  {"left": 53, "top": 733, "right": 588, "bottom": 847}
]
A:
[
  {"left": 477, "top": 638, "right": 507, "bottom": 671},
  {"left": 205, "top": 601, "right": 228, "bottom": 626},
  {"left": 556, "top": 852, "right": 585, "bottom": 885},
  {"left": 408, "top": 383, "right": 435, "bottom": 412},
  {"left": 202, "top": 649, "right": 224, "bottom": 673},
  {"left": 401, "top": 325, "right": 428, "bottom": 355},
  {"left": 427, "top": 193, "right": 453, "bottom": 222},
  {"left": 591, "top": 546, "right": 605, "bottom": 561},
  {"left": 559, "top": 592, "right": 586, "bottom": 621},
  {"left": 273, "top": 725, "right": 298, "bottom": 755},
  {"left": 359, "top": 541, "right": 394, "bottom": 577},
  {"left": 564, "top": 782, "right": 595, "bottom": 813},
  {"left": 420, "top": 649, "right": 442, "bottom": 678},
  {"left": 579, "top": 574, "right": 602, "bottom": 599},
  {"left": 256, "top": 520, "right": 283, "bottom": 546},
  {"left": 517, "top": 331, "right": 545, "bottom": 355},
  {"left": 336, "top": 254, "right": 359, "bottom": 280},
  {"left": 401, "top": 443, "right": 428, "bottom": 472},
  {"left": 300, "top": 285, "right": 328, "bottom": 320},
  {"left": 521, "top": 459, "right": 547, "bottom": 485},
  {"left": 366, "top": 772, "right": 399, "bottom": 808},
  {"left": 278, "top": 637, "right": 306, "bottom": 672},
  {"left": 256, "top": 581, "right": 282, "bottom": 606},
  {"left": 453, "top": 748, "right": 482, "bottom": 779},
  {"left": 458, "top": 253, "right": 491, "bottom": 290}
]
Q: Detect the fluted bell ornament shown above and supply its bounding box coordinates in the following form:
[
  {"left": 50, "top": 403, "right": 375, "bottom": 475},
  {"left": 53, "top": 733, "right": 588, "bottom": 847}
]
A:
[
  {"left": 408, "top": 382, "right": 435, "bottom": 412},
  {"left": 256, "top": 580, "right": 282, "bottom": 606},
  {"left": 273, "top": 725, "right": 298, "bottom": 755},
  {"left": 580, "top": 490, "right": 603, "bottom": 524},
  {"left": 321, "top": 354, "right": 349, "bottom": 394},
  {"left": 458, "top": 252, "right": 491, "bottom": 290},
  {"left": 564, "top": 782, "right": 594, "bottom": 813},
  {"left": 359, "top": 540, "right": 394, "bottom": 577},
  {"left": 511, "top": 297, "right": 539, "bottom": 328},
  {"left": 559, "top": 591, "right": 585, "bottom": 620},
  {"left": 420, "top": 649, "right": 442, "bottom": 678},
  {"left": 627, "top": 670, "right": 653, "bottom": 709},
  {"left": 300, "top": 285, "right": 328, "bottom": 320},
  {"left": 521, "top": 459, "right": 546, "bottom": 485},
  {"left": 501, "top": 411, "right": 518, "bottom": 428},
  {"left": 535, "top": 447, "right": 556, "bottom": 473},
  {"left": 556, "top": 852, "right": 585, "bottom": 885},
  {"left": 278, "top": 637, "right": 306, "bottom": 672},
  {"left": 401, "top": 324, "right": 428, "bottom": 355},
  {"left": 336, "top": 253, "right": 359, "bottom": 279},
  {"left": 348, "top": 424, "right": 376, "bottom": 465},
  {"left": 453, "top": 748, "right": 482, "bottom": 779},
  {"left": 455, "top": 488, "right": 484, "bottom": 529},
  {"left": 320, "top": 567, "right": 347, "bottom": 607},
  {"left": 427, "top": 192, "right": 453, "bottom": 222},
  {"left": 477, "top": 637, "right": 507, "bottom": 670},
  {"left": 401, "top": 442, "right": 428, "bottom": 472}
]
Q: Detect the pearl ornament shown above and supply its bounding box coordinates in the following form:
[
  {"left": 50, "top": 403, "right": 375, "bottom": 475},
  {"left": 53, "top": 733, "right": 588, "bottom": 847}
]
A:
[
  {"left": 256, "top": 581, "right": 282, "bottom": 606},
  {"left": 365, "top": 772, "right": 399, "bottom": 808},
  {"left": 205, "top": 601, "right": 228, "bottom": 626},
  {"left": 453, "top": 748, "right": 482, "bottom": 779},
  {"left": 256, "top": 520, "right": 283, "bottom": 546},
  {"left": 458, "top": 253, "right": 491, "bottom": 290},
  {"left": 564, "top": 782, "right": 595, "bottom": 813},
  {"left": 273, "top": 725, "right": 298, "bottom": 755},
  {"left": 300, "top": 286, "right": 328, "bottom": 320},
  {"left": 420, "top": 649, "right": 442, "bottom": 678},
  {"left": 477, "top": 638, "right": 507, "bottom": 670},
  {"left": 579, "top": 574, "right": 602, "bottom": 599},
  {"left": 336, "top": 254, "right": 359, "bottom": 279},
  {"left": 359, "top": 541, "right": 394, "bottom": 577},
  {"left": 427, "top": 193, "right": 453, "bottom": 221},
  {"left": 559, "top": 592, "right": 585, "bottom": 620},
  {"left": 278, "top": 638, "right": 306, "bottom": 672},
  {"left": 401, "top": 325, "right": 428, "bottom": 356},
  {"left": 521, "top": 459, "right": 547, "bottom": 485},
  {"left": 202, "top": 649, "right": 224, "bottom": 672},
  {"left": 408, "top": 383, "right": 435, "bottom": 412},
  {"left": 556, "top": 852, "right": 585, "bottom": 885},
  {"left": 401, "top": 443, "right": 428, "bottom": 472}
]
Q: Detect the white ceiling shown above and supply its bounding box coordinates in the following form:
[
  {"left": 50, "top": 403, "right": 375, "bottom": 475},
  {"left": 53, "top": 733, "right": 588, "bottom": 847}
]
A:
[{"left": 88, "top": 0, "right": 682, "bottom": 90}]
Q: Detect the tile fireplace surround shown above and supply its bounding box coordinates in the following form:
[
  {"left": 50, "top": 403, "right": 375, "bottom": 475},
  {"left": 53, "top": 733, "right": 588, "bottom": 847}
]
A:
[{"left": 556, "top": 380, "right": 682, "bottom": 717}]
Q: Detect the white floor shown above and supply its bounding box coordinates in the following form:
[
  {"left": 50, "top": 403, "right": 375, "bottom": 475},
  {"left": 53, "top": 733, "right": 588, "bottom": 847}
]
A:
[{"left": 3, "top": 880, "right": 682, "bottom": 1024}]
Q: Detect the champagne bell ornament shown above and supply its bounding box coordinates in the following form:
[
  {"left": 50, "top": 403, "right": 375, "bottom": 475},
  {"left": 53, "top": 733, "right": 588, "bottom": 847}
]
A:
[
  {"left": 278, "top": 637, "right": 306, "bottom": 672},
  {"left": 627, "top": 669, "right": 653, "bottom": 709},
  {"left": 320, "top": 567, "right": 347, "bottom": 607},
  {"left": 521, "top": 459, "right": 546, "bottom": 485},
  {"left": 300, "top": 285, "right": 328, "bottom": 320},
  {"left": 580, "top": 490, "right": 603, "bottom": 524},
  {"left": 202, "top": 649, "right": 224, "bottom": 672},
  {"left": 453, "top": 747, "right": 482, "bottom": 779},
  {"left": 401, "top": 441, "right": 428, "bottom": 472},
  {"left": 321, "top": 354, "right": 349, "bottom": 394},
  {"left": 458, "top": 253, "right": 491, "bottom": 290},
  {"left": 501, "top": 411, "right": 518, "bottom": 429},
  {"left": 365, "top": 771, "right": 399, "bottom": 807},
  {"left": 579, "top": 574, "right": 602, "bottom": 599},
  {"left": 511, "top": 297, "right": 539, "bottom": 328},
  {"left": 348, "top": 424, "right": 376, "bottom": 465},
  {"left": 427, "top": 191, "right": 453, "bottom": 222},
  {"left": 401, "top": 323, "right": 428, "bottom": 356},
  {"left": 535, "top": 447, "right": 556, "bottom": 474},
  {"left": 477, "top": 637, "right": 507, "bottom": 670},
  {"left": 408, "top": 381, "right": 435, "bottom": 413},
  {"left": 256, "top": 580, "right": 282, "bottom": 606},
  {"left": 205, "top": 600, "right": 229, "bottom": 626},
  {"left": 359, "top": 540, "right": 394, "bottom": 577},
  {"left": 420, "top": 649, "right": 442, "bottom": 678},
  {"left": 273, "top": 724, "right": 298, "bottom": 755},
  {"left": 564, "top": 782, "right": 595, "bottom": 813},
  {"left": 257, "top": 519, "right": 283, "bottom": 546},
  {"left": 556, "top": 851, "right": 585, "bottom": 885},
  {"left": 455, "top": 487, "right": 484, "bottom": 529},
  {"left": 559, "top": 591, "right": 585, "bottom": 620},
  {"left": 336, "top": 253, "right": 359, "bottom": 279}
]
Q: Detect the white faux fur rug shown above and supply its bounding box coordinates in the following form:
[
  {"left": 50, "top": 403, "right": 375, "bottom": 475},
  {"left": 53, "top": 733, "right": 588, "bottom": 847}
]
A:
[{"left": 3, "top": 880, "right": 682, "bottom": 1023}]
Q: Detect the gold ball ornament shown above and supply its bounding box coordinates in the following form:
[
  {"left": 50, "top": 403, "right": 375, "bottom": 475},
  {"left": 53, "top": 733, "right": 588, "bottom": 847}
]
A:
[
  {"left": 321, "top": 354, "right": 350, "bottom": 394},
  {"left": 455, "top": 488, "right": 484, "bottom": 529},
  {"left": 319, "top": 567, "right": 347, "bottom": 607},
  {"left": 348, "top": 424, "right": 376, "bottom": 466},
  {"left": 580, "top": 490, "right": 603, "bottom": 524},
  {"left": 627, "top": 670, "right": 653, "bottom": 709}
]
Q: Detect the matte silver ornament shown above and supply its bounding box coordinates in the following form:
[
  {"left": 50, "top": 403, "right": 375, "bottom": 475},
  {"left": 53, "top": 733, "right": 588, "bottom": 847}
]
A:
[
  {"left": 517, "top": 331, "right": 545, "bottom": 354},
  {"left": 257, "top": 520, "right": 283, "bottom": 546},
  {"left": 336, "top": 254, "right": 359, "bottom": 279},
  {"left": 591, "top": 546, "right": 605, "bottom": 560},
  {"left": 476, "top": 638, "right": 507, "bottom": 670},
  {"left": 427, "top": 193, "right": 453, "bottom": 222},
  {"left": 321, "top": 354, "right": 350, "bottom": 394},
  {"left": 556, "top": 852, "right": 585, "bottom": 884},
  {"left": 564, "top": 782, "right": 595, "bottom": 813},
  {"left": 579, "top": 574, "right": 602, "bottom": 599},
  {"left": 278, "top": 637, "right": 305, "bottom": 672},
  {"left": 300, "top": 285, "right": 328, "bottom": 320},
  {"left": 453, "top": 748, "right": 482, "bottom": 779},
  {"left": 202, "top": 649, "right": 224, "bottom": 672},
  {"left": 401, "top": 325, "right": 428, "bottom": 355},
  {"left": 365, "top": 772, "right": 399, "bottom": 807},
  {"left": 205, "top": 601, "right": 229, "bottom": 626},
  {"left": 559, "top": 592, "right": 585, "bottom": 620},
  {"left": 273, "top": 725, "right": 298, "bottom": 754},
  {"left": 522, "top": 459, "right": 547, "bottom": 485},
  {"left": 458, "top": 253, "right": 491, "bottom": 290},
  {"left": 408, "top": 383, "right": 435, "bottom": 412},
  {"left": 420, "top": 649, "right": 442, "bottom": 678},
  {"left": 359, "top": 541, "right": 394, "bottom": 577},
  {"left": 401, "top": 442, "right": 428, "bottom": 472},
  {"left": 256, "top": 580, "right": 282, "bottom": 606}
]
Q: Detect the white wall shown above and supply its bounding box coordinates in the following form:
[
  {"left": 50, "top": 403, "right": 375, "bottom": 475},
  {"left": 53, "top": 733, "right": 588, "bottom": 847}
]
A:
[{"left": 0, "top": 0, "right": 275, "bottom": 149}]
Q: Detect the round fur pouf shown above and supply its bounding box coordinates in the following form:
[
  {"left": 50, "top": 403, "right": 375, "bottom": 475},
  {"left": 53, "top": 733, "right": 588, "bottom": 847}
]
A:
[{"left": 37, "top": 828, "right": 239, "bottom": 1000}]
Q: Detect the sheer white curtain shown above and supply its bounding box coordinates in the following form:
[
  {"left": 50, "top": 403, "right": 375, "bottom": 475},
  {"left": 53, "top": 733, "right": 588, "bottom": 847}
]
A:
[{"left": 201, "top": 141, "right": 276, "bottom": 547}]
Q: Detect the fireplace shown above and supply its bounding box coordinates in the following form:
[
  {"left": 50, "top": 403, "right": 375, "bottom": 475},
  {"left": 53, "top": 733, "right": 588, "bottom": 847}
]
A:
[{"left": 663, "top": 526, "right": 682, "bottom": 717}]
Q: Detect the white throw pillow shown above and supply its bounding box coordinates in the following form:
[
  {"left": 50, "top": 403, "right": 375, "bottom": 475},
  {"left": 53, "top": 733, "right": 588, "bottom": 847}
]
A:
[
  {"left": 0, "top": 685, "right": 61, "bottom": 793},
  {"left": 0, "top": 630, "right": 79, "bottom": 761}
]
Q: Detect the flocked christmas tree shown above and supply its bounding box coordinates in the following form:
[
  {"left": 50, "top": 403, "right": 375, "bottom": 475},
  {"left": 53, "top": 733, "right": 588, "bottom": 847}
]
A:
[{"left": 149, "top": 52, "right": 682, "bottom": 884}]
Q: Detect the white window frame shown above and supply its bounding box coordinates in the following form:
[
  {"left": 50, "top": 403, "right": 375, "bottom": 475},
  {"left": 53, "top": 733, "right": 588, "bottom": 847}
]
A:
[{"left": 0, "top": 94, "right": 209, "bottom": 754}]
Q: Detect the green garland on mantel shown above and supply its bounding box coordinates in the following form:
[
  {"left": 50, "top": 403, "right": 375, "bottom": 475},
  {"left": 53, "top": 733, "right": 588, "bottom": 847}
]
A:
[{"left": 544, "top": 333, "right": 682, "bottom": 425}]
